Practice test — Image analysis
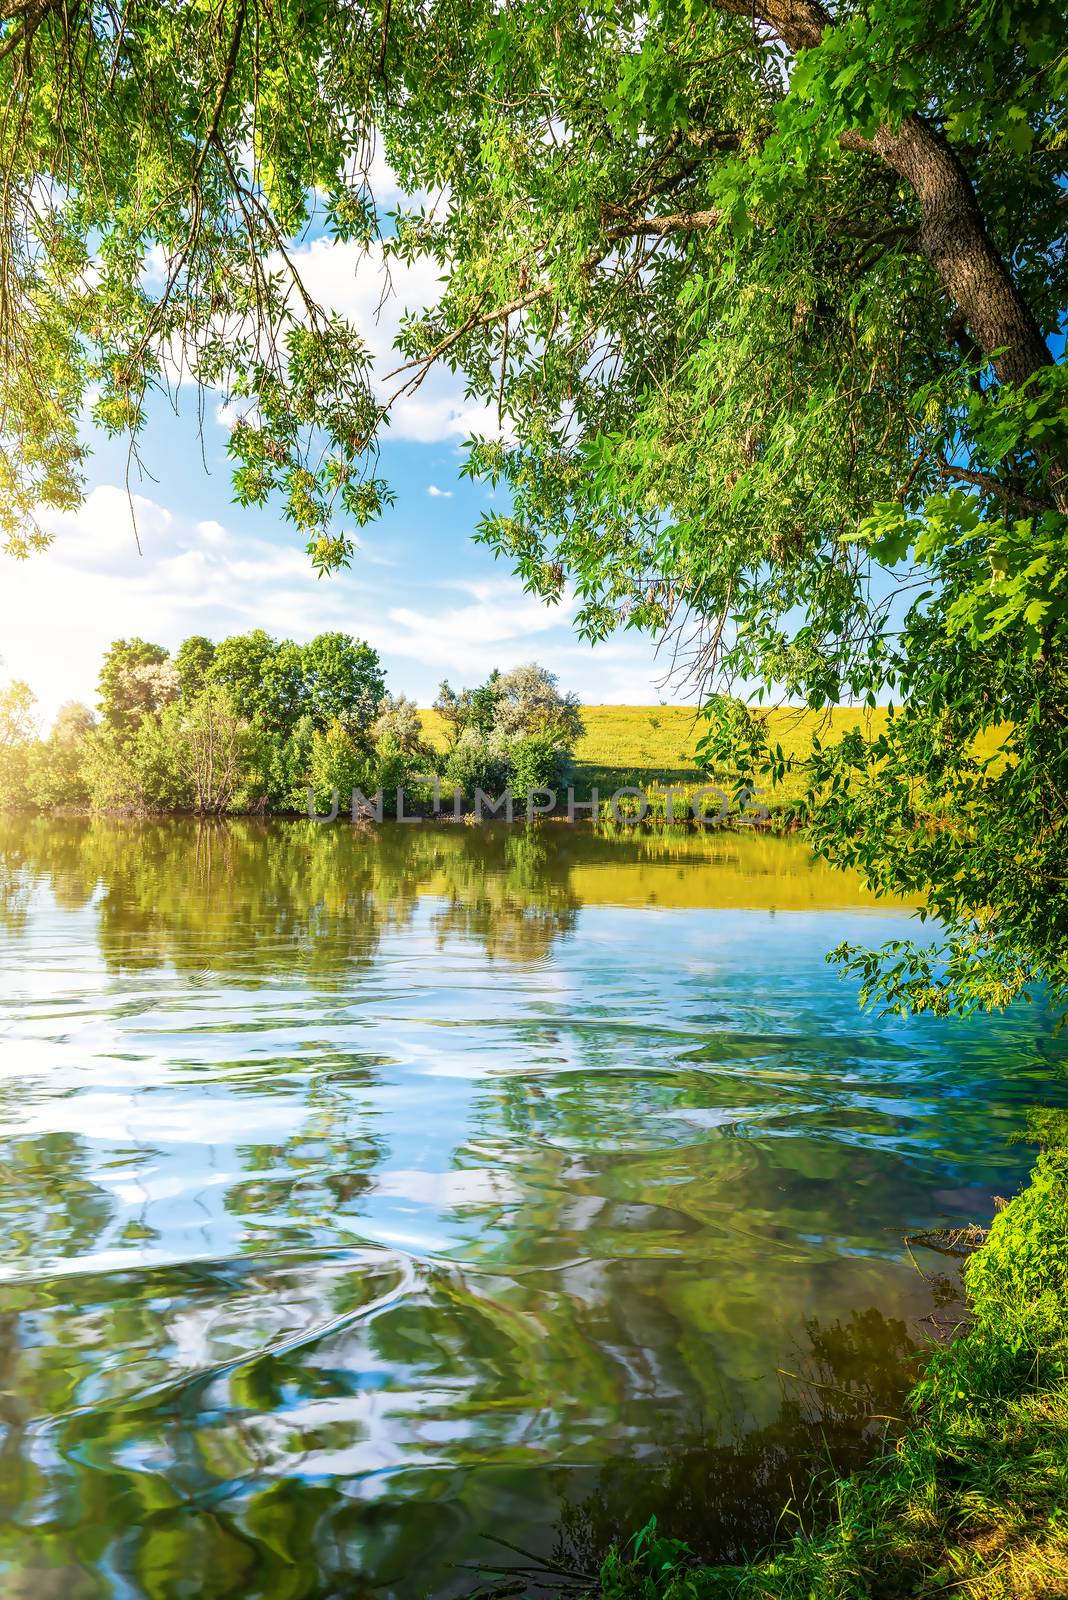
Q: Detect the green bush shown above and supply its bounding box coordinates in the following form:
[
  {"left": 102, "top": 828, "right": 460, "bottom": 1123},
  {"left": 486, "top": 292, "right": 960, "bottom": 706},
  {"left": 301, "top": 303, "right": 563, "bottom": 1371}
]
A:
[
  {"left": 966, "top": 1148, "right": 1068, "bottom": 1348},
  {"left": 0, "top": 741, "right": 31, "bottom": 808},
  {"left": 371, "top": 732, "right": 417, "bottom": 803},
  {"left": 81, "top": 715, "right": 190, "bottom": 811},
  {"left": 443, "top": 731, "right": 510, "bottom": 804},
  {"left": 248, "top": 714, "right": 316, "bottom": 812},
  {"left": 308, "top": 718, "right": 373, "bottom": 814},
  {"left": 509, "top": 732, "right": 569, "bottom": 803},
  {"left": 22, "top": 735, "right": 91, "bottom": 808}
]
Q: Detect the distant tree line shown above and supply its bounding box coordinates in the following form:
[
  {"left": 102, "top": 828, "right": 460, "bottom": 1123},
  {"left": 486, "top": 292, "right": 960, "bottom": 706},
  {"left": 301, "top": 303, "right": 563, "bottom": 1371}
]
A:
[{"left": 0, "top": 639, "right": 584, "bottom": 816}]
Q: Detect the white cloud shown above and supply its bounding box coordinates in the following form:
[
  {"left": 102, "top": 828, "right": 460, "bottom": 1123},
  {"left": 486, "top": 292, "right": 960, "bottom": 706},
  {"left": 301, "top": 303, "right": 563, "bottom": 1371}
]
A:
[
  {"left": 426, "top": 484, "right": 452, "bottom": 498},
  {"left": 141, "top": 242, "right": 168, "bottom": 288},
  {"left": 375, "top": 581, "right": 571, "bottom": 676},
  {"left": 545, "top": 634, "right": 695, "bottom": 706},
  {"left": 215, "top": 399, "right": 246, "bottom": 429},
  {"left": 1, "top": 487, "right": 381, "bottom": 722},
  {"left": 440, "top": 577, "right": 532, "bottom": 603},
  {"left": 37, "top": 484, "right": 173, "bottom": 573},
  {"left": 351, "top": 534, "right": 397, "bottom": 568},
  {"left": 4, "top": 485, "right": 573, "bottom": 717},
  {"left": 155, "top": 550, "right": 216, "bottom": 594},
  {"left": 363, "top": 143, "right": 414, "bottom": 205},
  {"left": 390, "top": 393, "right": 499, "bottom": 445}
]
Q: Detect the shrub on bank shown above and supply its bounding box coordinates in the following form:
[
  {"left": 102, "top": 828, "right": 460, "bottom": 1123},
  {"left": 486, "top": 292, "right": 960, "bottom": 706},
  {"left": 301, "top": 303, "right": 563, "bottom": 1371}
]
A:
[
  {"left": 442, "top": 729, "right": 511, "bottom": 803},
  {"left": 308, "top": 717, "right": 374, "bottom": 815},
  {"left": 509, "top": 732, "right": 571, "bottom": 804}
]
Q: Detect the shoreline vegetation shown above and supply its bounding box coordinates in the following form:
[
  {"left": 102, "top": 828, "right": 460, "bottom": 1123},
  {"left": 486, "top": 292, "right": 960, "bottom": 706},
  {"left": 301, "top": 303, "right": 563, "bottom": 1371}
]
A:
[{"left": 0, "top": 640, "right": 1004, "bottom": 827}]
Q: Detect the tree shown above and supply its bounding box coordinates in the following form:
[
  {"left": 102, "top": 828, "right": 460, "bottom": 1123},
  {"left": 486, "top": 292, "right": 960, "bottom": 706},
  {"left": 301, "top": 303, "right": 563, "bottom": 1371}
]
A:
[
  {"left": 245, "top": 712, "right": 318, "bottom": 814},
  {"left": 23, "top": 703, "right": 95, "bottom": 808},
  {"left": 4, "top": 0, "right": 1067, "bottom": 1009},
  {"left": 432, "top": 672, "right": 502, "bottom": 749},
  {"left": 493, "top": 664, "right": 584, "bottom": 747},
  {"left": 373, "top": 694, "right": 428, "bottom": 758},
  {"left": 434, "top": 664, "right": 582, "bottom": 802},
  {"left": 206, "top": 630, "right": 383, "bottom": 738},
  {"left": 432, "top": 682, "right": 467, "bottom": 751},
  {"left": 435, "top": 664, "right": 582, "bottom": 754},
  {"left": 51, "top": 702, "right": 96, "bottom": 744},
  {"left": 174, "top": 636, "right": 216, "bottom": 701},
  {"left": 442, "top": 729, "right": 511, "bottom": 805},
  {"left": 0, "top": 678, "right": 35, "bottom": 748},
  {"left": 467, "top": 671, "right": 502, "bottom": 739},
  {"left": 308, "top": 718, "right": 373, "bottom": 813},
  {"left": 82, "top": 710, "right": 189, "bottom": 811},
  {"left": 207, "top": 631, "right": 290, "bottom": 729},
  {"left": 178, "top": 687, "right": 252, "bottom": 814},
  {"left": 300, "top": 633, "right": 385, "bottom": 738},
  {"left": 260, "top": 641, "right": 310, "bottom": 732},
  {"left": 97, "top": 639, "right": 178, "bottom": 731},
  {"left": 509, "top": 733, "right": 570, "bottom": 805},
  {"left": 0, "top": 676, "right": 36, "bottom": 802}
]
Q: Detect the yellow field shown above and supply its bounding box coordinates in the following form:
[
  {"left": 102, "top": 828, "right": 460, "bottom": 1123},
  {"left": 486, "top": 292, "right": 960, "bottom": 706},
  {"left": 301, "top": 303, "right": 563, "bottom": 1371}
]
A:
[
  {"left": 574, "top": 704, "right": 897, "bottom": 783},
  {"left": 419, "top": 704, "right": 902, "bottom": 810}
]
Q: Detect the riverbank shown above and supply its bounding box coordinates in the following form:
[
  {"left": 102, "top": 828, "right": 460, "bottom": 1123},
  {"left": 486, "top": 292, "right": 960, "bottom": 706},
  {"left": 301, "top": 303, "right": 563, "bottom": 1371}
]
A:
[
  {"left": 589, "top": 1140, "right": 1068, "bottom": 1599},
  {"left": 1, "top": 701, "right": 1008, "bottom": 824}
]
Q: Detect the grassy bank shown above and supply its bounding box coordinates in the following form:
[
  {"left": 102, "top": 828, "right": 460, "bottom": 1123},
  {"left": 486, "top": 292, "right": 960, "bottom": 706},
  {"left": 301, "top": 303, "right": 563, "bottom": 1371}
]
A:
[{"left": 587, "top": 1141, "right": 1068, "bottom": 1599}]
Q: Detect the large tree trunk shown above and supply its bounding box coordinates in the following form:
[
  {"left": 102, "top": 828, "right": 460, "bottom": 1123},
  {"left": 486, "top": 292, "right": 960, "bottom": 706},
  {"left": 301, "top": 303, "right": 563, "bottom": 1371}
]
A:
[{"left": 714, "top": 0, "right": 1067, "bottom": 510}]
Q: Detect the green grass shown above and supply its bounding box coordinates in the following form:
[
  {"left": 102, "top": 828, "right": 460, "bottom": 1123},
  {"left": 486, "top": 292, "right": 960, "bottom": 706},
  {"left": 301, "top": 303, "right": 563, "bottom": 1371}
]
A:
[
  {"left": 590, "top": 1136, "right": 1068, "bottom": 1600},
  {"left": 568, "top": 705, "right": 908, "bottom": 814}
]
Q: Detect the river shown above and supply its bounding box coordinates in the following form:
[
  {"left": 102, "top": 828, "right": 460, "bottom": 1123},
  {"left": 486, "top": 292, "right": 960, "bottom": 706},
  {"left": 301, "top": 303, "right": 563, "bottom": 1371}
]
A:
[{"left": 0, "top": 817, "right": 1062, "bottom": 1598}]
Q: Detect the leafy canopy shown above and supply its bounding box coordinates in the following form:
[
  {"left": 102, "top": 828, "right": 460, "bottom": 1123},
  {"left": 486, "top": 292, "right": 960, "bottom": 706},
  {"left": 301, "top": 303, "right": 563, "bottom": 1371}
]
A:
[{"left": 3, "top": 0, "right": 1067, "bottom": 1011}]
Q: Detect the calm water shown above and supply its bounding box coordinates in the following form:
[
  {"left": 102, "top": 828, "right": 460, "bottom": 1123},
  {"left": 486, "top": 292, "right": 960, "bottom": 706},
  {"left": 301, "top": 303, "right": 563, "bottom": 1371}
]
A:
[{"left": 0, "top": 817, "right": 1063, "bottom": 1599}]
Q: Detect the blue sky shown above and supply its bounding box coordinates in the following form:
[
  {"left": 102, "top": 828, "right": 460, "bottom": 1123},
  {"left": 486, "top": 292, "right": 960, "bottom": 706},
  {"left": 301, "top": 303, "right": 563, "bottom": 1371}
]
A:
[{"left": 0, "top": 222, "right": 687, "bottom": 729}]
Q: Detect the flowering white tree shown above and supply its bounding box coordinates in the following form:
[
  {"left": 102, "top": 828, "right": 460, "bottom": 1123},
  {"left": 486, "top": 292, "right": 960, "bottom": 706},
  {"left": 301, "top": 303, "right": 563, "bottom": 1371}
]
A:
[{"left": 492, "top": 665, "right": 584, "bottom": 748}]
